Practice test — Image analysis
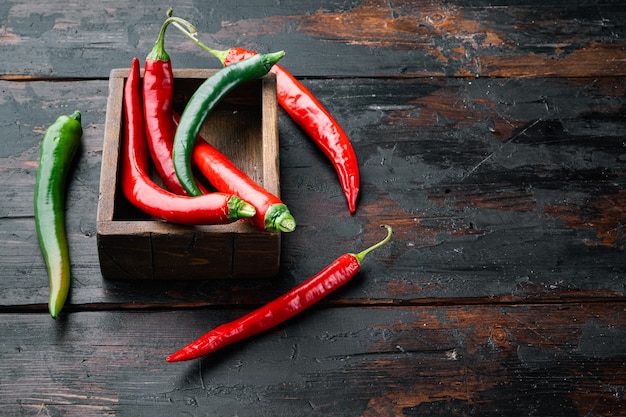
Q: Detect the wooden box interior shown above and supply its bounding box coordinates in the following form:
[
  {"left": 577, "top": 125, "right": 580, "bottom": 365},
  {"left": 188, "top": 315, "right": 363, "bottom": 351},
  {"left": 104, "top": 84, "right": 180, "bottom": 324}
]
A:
[{"left": 96, "top": 69, "right": 280, "bottom": 280}]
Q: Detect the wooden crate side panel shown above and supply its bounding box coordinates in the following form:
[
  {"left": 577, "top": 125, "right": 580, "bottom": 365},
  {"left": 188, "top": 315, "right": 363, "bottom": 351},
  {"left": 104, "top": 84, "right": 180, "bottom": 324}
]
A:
[
  {"left": 261, "top": 74, "right": 280, "bottom": 197},
  {"left": 232, "top": 232, "right": 281, "bottom": 278},
  {"left": 97, "top": 232, "right": 152, "bottom": 280},
  {"left": 151, "top": 231, "right": 234, "bottom": 280}
]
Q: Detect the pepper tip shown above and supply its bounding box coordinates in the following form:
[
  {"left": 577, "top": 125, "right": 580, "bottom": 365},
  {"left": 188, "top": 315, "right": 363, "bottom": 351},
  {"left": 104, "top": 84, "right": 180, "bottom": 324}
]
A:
[
  {"left": 264, "top": 50, "right": 285, "bottom": 68},
  {"left": 166, "top": 351, "right": 186, "bottom": 363},
  {"left": 48, "top": 306, "right": 60, "bottom": 320}
]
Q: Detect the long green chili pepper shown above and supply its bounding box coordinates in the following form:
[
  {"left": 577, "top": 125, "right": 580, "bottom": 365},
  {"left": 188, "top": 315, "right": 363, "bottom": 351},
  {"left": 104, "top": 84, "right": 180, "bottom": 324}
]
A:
[
  {"left": 34, "top": 111, "right": 83, "bottom": 319},
  {"left": 172, "top": 51, "right": 284, "bottom": 197}
]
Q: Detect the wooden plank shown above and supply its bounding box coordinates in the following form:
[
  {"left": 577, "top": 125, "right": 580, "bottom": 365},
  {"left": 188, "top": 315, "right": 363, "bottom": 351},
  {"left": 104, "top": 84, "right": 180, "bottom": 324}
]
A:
[
  {"left": 0, "top": 75, "right": 624, "bottom": 308},
  {"left": 1, "top": 303, "right": 626, "bottom": 415},
  {"left": 0, "top": 0, "right": 624, "bottom": 78}
]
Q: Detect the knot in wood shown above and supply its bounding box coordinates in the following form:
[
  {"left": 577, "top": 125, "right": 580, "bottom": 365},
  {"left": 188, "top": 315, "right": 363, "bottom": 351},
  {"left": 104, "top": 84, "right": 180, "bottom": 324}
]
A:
[
  {"left": 491, "top": 325, "right": 508, "bottom": 347},
  {"left": 425, "top": 12, "right": 447, "bottom": 26}
]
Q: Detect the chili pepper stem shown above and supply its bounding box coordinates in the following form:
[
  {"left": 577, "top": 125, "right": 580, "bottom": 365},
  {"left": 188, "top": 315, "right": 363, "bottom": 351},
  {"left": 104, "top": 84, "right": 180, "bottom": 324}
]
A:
[
  {"left": 228, "top": 196, "right": 256, "bottom": 221},
  {"left": 170, "top": 20, "right": 229, "bottom": 64},
  {"left": 263, "top": 203, "right": 296, "bottom": 233},
  {"left": 275, "top": 211, "right": 296, "bottom": 233},
  {"left": 352, "top": 225, "right": 393, "bottom": 265},
  {"left": 147, "top": 13, "right": 198, "bottom": 62}
]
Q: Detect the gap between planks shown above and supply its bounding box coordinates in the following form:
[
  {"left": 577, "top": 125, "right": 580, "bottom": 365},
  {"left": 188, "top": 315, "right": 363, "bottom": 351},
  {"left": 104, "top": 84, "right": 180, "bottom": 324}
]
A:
[{"left": 1, "top": 294, "right": 625, "bottom": 315}]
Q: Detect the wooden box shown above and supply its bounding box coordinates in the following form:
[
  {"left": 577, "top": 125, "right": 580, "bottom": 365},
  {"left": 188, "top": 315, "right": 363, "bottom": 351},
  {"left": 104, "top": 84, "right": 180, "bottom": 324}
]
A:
[{"left": 96, "top": 68, "right": 281, "bottom": 280}]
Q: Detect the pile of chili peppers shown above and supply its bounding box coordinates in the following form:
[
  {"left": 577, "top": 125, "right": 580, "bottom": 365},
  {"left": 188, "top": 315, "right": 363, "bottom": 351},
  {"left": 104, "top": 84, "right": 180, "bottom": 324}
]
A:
[
  {"left": 121, "top": 9, "right": 360, "bottom": 232},
  {"left": 171, "top": 20, "right": 360, "bottom": 214},
  {"left": 122, "top": 15, "right": 294, "bottom": 232},
  {"left": 155, "top": 11, "right": 385, "bottom": 363},
  {"left": 122, "top": 10, "right": 361, "bottom": 229},
  {"left": 35, "top": 11, "right": 389, "bottom": 357}
]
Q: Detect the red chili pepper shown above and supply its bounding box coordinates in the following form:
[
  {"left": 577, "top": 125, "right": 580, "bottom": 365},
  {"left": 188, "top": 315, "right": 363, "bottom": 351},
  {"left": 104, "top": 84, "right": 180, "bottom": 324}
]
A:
[
  {"left": 172, "top": 113, "right": 296, "bottom": 233},
  {"left": 143, "top": 15, "right": 207, "bottom": 195},
  {"left": 168, "top": 24, "right": 360, "bottom": 213},
  {"left": 166, "top": 225, "right": 392, "bottom": 362},
  {"left": 122, "top": 57, "right": 256, "bottom": 225},
  {"left": 227, "top": 48, "right": 359, "bottom": 214}
]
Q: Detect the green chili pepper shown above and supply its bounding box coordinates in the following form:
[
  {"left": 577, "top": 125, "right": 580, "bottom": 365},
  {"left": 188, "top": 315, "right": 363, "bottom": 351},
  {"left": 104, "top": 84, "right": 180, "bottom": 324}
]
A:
[
  {"left": 173, "top": 51, "right": 285, "bottom": 197},
  {"left": 34, "top": 111, "right": 82, "bottom": 319}
]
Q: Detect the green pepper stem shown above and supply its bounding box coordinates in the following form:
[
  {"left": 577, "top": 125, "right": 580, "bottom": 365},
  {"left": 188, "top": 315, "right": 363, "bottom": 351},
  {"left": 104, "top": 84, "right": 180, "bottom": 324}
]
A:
[
  {"left": 353, "top": 225, "right": 393, "bottom": 265},
  {"left": 147, "top": 11, "right": 199, "bottom": 62},
  {"left": 229, "top": 196, "right": 256, "bottom": 221},
  {"left": 69, "top": 110, "right": 81, "bottom": 123},
  {"left": 264, "top": 204, "right": 296, "bottom": 233},
  {"left": 275, "top": 211, "right": 296, "bottom": 233},
  {"left": 169, "top": 20, "right": 229, "bottom": 64}
]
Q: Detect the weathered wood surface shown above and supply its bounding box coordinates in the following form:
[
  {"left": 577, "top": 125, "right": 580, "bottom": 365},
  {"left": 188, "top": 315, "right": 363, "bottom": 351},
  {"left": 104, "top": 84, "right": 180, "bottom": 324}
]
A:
[
  {"left": 0, "top": 0, "right": 625, "bottom": 415},
  {"left": 2, "top": 303, "right": 626, "bottom": 416},
  {"left": 1, "top": 75, "right": 623, "bottom": 308},
  {"left": 0, "top": 0, "right": 624, "bottom": 78}
]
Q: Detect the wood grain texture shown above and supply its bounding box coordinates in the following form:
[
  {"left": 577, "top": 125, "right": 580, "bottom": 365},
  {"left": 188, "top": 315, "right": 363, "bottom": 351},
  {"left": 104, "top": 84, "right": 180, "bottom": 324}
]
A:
[
  {"left": 1, "top": 1, "right": 625, "bottom": 415},
  {"left": 1, "top": 303, "right": 626, "bottom": 416},
  {"left": 0, "top": 0, "right": 624, "bottom": 78},
  {"left": 1, "top": 75, "right": 624, "bottom": 309}
]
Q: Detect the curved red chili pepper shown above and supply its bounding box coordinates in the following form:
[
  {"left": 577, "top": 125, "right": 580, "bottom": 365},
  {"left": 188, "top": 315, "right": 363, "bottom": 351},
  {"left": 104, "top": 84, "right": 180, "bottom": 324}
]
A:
[
  {"left": 191, "top": 139, "right": 296, "bottom": 233},
  {"left": 223, "top": 47, "right": 360, "bottom": 214},
  {"left": 122, "top": 57, "right": 256, "bottom": 225},
  {"left": 166, "top": 225, "right": 392, "bottom": 362},
  {"left": 169, "top": 21, "right": 360, "bottom": 212},
  {"left": 143, "top": 16, "right": 207, "bottom": 195},
  {"left": 175, "top": 112, "right": 295, "bottom": 233},
  {"left": 143, "top": 55, "right": 187, "bottom": 195}
]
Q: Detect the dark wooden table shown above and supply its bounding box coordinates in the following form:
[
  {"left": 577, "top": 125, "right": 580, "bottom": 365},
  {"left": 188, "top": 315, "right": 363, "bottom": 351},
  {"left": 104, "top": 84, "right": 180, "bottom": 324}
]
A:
[{"left": 1, "top": 1, "right": 625, "bottom": 416}]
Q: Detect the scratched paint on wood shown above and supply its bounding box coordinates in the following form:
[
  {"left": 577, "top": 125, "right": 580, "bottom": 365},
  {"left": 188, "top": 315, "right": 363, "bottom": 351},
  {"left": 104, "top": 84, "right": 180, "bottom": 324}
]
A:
[
  {"left": 0, "top": 73, "right": 624, "bottom": 309},
  {"left": 207, "top": 0, "right": 626, "bottom": 77},
  {"left": 0, "top": 0, "right": 625, "bottom": 78},
  {"left": 2, "top": 305, "right": 626, "bottom": 416},
  {"left": 0, "top": 1, "right": 625, "bottom": 416}
]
